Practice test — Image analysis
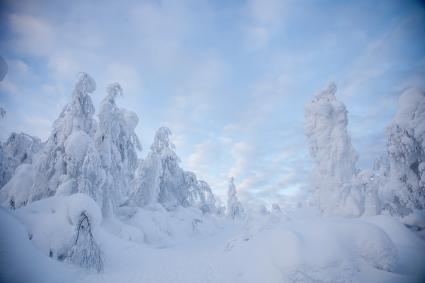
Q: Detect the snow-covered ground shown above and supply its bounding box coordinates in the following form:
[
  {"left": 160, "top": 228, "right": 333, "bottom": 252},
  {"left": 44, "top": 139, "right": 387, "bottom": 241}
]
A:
[
  {"left": 1, "top": 198, "right": 425, "bottom": 283},
  {"left": 1, "top": 74, "right": 425, "bottom": 283}
]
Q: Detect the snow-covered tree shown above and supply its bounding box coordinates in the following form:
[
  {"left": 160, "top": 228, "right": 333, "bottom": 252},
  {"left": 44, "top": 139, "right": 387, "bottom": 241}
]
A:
[
  {"left": 383, "top": 88, "right": 425, "bottom": 215},
  {"left": 3, "top": 133, "right": 42, "bottom": 166},
  {"left": 227, "top": 177, "right": 244, "bottom": 219},
  {"left": 2, "top": 73, "right": 106, "bottom": 209},
  {"left": 304, "top": 83, "right": 364, "bottom": 216},
  {"left": 131, "top": 127, "right": 216, "bottom": 211},
  {"left": 355, "top": 170, "right": 381, "bottom": 216},
  {"left": 0, "top": 132, "right": 42, "bottom": 191},
  {"left": 95, "top": 83, "right": 141, "bottom": 216},
  {"left": 184, "top": 173, "right": 216, "bottom": 214},
  {"left": 66, "top": 211, "right": 103, "bottom": 272},
  {"left": 131, "top": 127, "right": 188, "bottom": 209}
]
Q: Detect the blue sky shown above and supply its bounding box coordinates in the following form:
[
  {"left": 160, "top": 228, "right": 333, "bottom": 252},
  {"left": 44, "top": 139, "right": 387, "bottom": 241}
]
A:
[{"left": 0, "top": 0, "right": 424, "bottom": 205}]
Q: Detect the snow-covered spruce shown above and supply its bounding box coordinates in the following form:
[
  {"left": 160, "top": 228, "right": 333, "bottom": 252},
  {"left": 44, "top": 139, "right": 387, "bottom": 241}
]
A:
[
  {"left": 29, "top": 73, "right": 105, "bottom": 206},
  {"left": 304, "top": 83, "right": 367, "bottom": 217},
  {"left": 131, "top": 127, "right": 215, "bottom": 211},
  {"left": 131, "top": 127, "right": 182, "bottom": 208},
  {"left": 184, "top": 172, "right": 217, "bottom": 214},
  {"left": 66, "top": 211, "right": 103, "bottom": 272},
  {"left": 95, "top": 82, "right": 141, "bottom": 217},
  {"left": 383, "top": 87, "right": 425, "bottom": 215},
  {"left": 226, "top": 177, "right": 244, "bottom": 219},
  {"left": 0, "top": 132, "right": 42, "bottom": 190}
]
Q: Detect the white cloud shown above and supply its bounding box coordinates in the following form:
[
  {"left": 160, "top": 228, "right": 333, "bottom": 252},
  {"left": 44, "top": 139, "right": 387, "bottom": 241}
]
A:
[
  {"left": 243, "top": 0, "right": 287, "bottom": 50},
  {"left": 8, "top": 13, "right": 55, "bottom": 56}
]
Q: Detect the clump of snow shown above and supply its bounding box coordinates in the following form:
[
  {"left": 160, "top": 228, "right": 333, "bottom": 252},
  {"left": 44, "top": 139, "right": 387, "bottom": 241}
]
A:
[
  {"left": 121, "top": 109, "right": 139, "bottom": 131},
  {"left": 67, "top": 193, "right": 102, "bottom": 227},
  {"left": 64, "top": 131, "right": 91, "bottom": 173},
  {"left": 13, "top": 193, "right": 103, "bottom": 271}
]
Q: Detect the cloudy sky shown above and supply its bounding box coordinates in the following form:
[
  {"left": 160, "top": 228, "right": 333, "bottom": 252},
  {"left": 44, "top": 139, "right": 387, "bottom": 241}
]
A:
[{"left": 0, "top": 0, "right": 424, "bottom": 205}]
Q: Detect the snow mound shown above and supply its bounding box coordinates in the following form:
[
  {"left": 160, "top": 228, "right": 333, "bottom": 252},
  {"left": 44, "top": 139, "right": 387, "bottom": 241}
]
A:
[
  {"left": 335, "top": 220, "right": 398, "bottom": 271},
  {"left": 402, "top": 210, "right": 425, "bottom": 230},
  {"left": 0, "top": 208, "right": 77, "bottom": 283},
  {"left": 15, "top": 194, "right": 102, "bottom": 268}
]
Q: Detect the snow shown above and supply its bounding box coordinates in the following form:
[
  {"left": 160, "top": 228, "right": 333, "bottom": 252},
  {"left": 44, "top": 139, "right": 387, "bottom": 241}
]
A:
[
  {"left": 4, "top": 203, "right": 423, "bottom": 283},
  {"left": 6, "top": 189, "right": 418, "bottom": 283},
  {"left": 1, "top": 74, "right": 425, "bottom": 282},
  {"left": 0, "top": 208, "right": 79, "bottom": 283},
  {"left": 13, "top": 194, "right": 102, "bottom": 258}
]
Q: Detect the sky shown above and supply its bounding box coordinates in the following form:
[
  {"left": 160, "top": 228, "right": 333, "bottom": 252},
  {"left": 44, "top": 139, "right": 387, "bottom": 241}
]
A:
[{"left": 0, "top": 0, "right": 424, "bottom": 206}]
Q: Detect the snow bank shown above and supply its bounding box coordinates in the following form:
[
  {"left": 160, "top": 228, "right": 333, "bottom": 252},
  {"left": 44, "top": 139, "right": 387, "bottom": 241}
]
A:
[
  {"left": 118, "top": 204, "right": 222, "bottom": 247},
  {"left": 14, "top": 194, "right": 103, "bottom": 270},
  {"left": 220, "top": 213, "right": 413, "bottom": 283},
  {"left": 0, "top": 208, "right": 78, "bottom": 283}
]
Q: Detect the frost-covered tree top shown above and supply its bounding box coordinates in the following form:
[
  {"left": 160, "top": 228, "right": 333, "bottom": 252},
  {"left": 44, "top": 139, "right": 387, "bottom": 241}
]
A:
[
  {"left": 389, "top": 88, "right": 425, "bottom": 135},
  {"left": 305, "top": 83, "right": 362, "bottom": 216},
  {"left": 51, "top": 72, "right": 97, "bottom": 143},
  {"left": 151, "top": 127, "right": 175, "bottom": 153},
  {"left": 105, "top": 82, "right": 123, "bottom": 102}
]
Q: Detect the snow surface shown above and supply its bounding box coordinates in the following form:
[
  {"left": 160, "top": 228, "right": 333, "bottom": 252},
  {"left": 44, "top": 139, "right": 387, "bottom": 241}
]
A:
[
  {"left": 1, "top": 74, "right": 425, "bottom": 282},
  {"left": 2, "top": 200, "right": 425, "bottom": 283}
]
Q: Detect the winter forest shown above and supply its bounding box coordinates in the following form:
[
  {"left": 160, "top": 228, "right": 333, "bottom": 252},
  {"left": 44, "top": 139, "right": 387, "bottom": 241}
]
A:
[{"left": 1, "top": 1, "right": 425, "bottom": 283}]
